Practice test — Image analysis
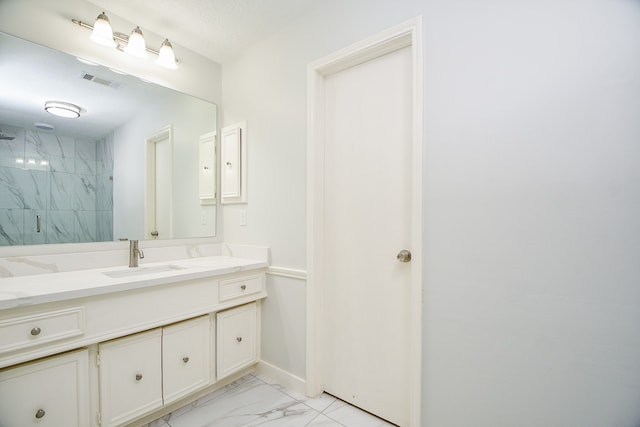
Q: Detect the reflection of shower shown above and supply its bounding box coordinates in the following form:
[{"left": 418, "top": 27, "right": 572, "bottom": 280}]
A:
[{"left": 0, "top": 128, "right": 16, "bottom": 141}]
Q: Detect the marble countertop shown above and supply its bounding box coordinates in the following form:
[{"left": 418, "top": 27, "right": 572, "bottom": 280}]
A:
[{"left": 0, "top": 256, "right": 268, "bottom": 310}]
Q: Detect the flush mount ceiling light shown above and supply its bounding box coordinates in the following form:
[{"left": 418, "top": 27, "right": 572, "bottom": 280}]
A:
[
  {"left": 72, "top": 13, "right": 178, "bottom": 70},
  {"left": 44, "top": 101, "right": 82, "bottom": 118}
]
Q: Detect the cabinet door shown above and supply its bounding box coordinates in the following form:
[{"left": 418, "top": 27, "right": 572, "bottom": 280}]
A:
[
  {"left": 99, "top": 329, "right": 162, "bottom": 427},
  {"left": 163, "top": 315, "right": 212, "bottom": 404},
  {"left": 0, "top": 349, "right": 89, "bottom": 427},
  {"left": 216, "top": 302, "right": 257, "bottom": 379}
]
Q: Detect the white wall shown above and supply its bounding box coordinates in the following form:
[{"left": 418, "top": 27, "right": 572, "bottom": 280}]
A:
[{"left": 222, "top": 0, "right": 640, "bottom": 425}]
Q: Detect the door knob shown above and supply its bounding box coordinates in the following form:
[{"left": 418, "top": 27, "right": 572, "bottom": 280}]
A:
[{"left": 397, "top": 249, "right": 412, "bottom": 262}]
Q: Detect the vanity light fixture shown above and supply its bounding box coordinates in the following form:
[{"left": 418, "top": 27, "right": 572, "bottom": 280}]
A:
[
  {"left": 44, "top": 101, "right": 82, "bottom": 118},
  {"left": 123, "top": 26, "right": 148, "bottom": 58},
  {"left": 156, "top": 39, "right": 178, "bottom": 69},
  {"left": 72, "top": 13, "right": 178, "bottom": 70},
  {"left": 90, "top": 12, "right": 117, "bottom": 47}
]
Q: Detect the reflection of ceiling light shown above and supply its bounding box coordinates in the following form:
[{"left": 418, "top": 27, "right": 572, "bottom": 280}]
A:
[
  {"left": 156, "top": 39, "right": 178, "bottom": 70},
  {"left": 89, "top": 12, "right": 117, "bottom": 47},
  {"left": 44, "top": 101, "right": 82, "bottom": 118},
  {"left": 27, "top": 159, "right": 36, "bottom": 165},
  {"left": 109, "top": 68, "right": 127, "bottom": 75},
  {"left": 72, "top": 14, "right": 178, "bottom": 70},
  {"left": 123, "top": 26, "right": 148, "bottom": 58},
  {"left": 15, "top": 158, "right": 24, "bottom": 164},
  {"left": 34, "top": 122, "right": 55, "bottom": 131},
  {"left": 77, "top": 57, "right": 98, "bottom": 66}
]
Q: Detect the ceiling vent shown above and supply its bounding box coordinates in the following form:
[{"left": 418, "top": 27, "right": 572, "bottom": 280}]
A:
[{"left": 79, "top": 72, "right": 124, "bottom": 89}]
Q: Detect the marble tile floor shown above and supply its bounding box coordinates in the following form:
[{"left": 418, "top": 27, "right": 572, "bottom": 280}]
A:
[{"left": 144, "top": 373, "right": 396, "bottom": 427}]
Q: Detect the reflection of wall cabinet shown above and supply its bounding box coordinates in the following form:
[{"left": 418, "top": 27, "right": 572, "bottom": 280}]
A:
[
  {"left": 221, "top": 121, "right": 248, "bottom": 204},
  {"left": 199, "top": 131, "right": 217, "bottom": 205},
  {"left": 0, "top": 349, "right": 90, "bottom": 426},
  {"left": 98, "top": 316, "right": 212, "bottom": 427},
  {"left": 217, "top": 302, "right": 257, "bottom": 379}
]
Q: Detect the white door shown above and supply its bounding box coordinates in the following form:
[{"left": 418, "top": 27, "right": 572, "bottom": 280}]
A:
[
  {"left": 146, "top": 126, "right": 173, "bottom": 239},
  {"left": 308, "top": 20, "right": 423, "bottom": 426}
]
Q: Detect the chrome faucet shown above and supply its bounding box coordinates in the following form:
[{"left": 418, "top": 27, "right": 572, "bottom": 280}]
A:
[{"left": 129, "top": 240, "right": 145, "bottom": 267}]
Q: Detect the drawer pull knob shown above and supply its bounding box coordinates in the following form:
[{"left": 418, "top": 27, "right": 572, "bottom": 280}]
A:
[
  {"left": 135, "top": 373, "right": 143, "bottom": 381},
  {"left": 183, "top": 356, "right": 190, "bottom": 363},
  {"left": 240, "top": 284, "right": 247, "bottom": 291},
  {"left": 236, "top": 336, "right": 243, "bottom": 343},
  {"left": 35, "top": 409, "right": 46, "bottom": 419},
  {"left": 30, "top": 327, "right": 42, "bottom": 336}
]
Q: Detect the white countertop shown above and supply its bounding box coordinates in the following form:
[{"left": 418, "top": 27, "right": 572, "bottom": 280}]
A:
[{"left": 0, "top": 256, "right": 268, "bottom": 310}]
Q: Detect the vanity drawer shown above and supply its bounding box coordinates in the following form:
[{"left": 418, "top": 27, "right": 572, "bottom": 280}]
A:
[
  {"left": 0, "top": 307, "right": 85, "bottom": 353},
  {"left": 219, "top": 274, "right": 264, "bottom": 302}
]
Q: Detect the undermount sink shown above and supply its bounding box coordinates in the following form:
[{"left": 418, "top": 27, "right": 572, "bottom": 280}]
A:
[{"left": 103, "top": 264, "right": 186, "bottom": 278}]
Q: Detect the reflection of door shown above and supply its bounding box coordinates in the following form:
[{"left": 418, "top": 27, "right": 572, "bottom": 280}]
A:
[
  {"left": 307, "top": 20, "right": 423, "bottom": 427},
  {"left": 146, "top": 126, "right": 173, "bottom": 240}
]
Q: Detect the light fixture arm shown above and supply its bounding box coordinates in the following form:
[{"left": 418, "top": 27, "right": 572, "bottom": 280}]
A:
[{"left": 71, "top": 18, "right": 178, "bottom": 62}]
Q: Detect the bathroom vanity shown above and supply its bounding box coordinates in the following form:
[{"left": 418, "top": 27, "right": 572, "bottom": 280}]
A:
[{"left": 0, "top": 253, "right": 268, "bottom": 427}]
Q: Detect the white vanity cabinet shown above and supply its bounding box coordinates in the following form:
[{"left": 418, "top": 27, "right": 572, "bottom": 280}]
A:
[
  {"left": 0, "top": 266, "right": 266, "bottom": 427},
  {"left": 217, "top": 302, "right": 257, "bottom": 379},
  {"left": 162, "top": 315, "right": 213, "bottom": 404},
  {"left": 99, "top": 315, "right": 213, "bottom": 427},
  {"left": 0, "top": 349, "right": 90, "bottom": 427},
  {"left": 98, "top": 329, "right": 163, "bottom": 427}
]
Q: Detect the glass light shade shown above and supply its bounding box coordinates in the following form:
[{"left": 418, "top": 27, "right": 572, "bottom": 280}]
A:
[
  {"left": 124, "top": 26, "right": 148, "bottom": 58},
  {"left": 44, "top": 101, "right": 81, "bottom": 118},
  {"left": 156, "top": 39, "right": 178, "bottom": 69},
  {"left": 90, "top": 12, "right": 116, "bottom": 47}
]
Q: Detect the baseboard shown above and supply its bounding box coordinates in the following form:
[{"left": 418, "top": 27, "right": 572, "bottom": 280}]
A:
[{"left": 255, "top": 360, "right": 307, "bottom": 396}]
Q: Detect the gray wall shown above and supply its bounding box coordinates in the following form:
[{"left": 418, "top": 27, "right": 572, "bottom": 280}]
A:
[{"left": 221, "top": 0, "right": 640, "bottom": 425}]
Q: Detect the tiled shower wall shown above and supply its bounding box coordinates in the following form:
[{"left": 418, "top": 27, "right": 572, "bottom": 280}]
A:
[{"left": 0, "top": 123, "right": 113, "bottom": 245}]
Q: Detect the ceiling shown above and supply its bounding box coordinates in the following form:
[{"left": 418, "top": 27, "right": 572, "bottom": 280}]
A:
[{"left": 86, "top": 0, "right": 321, "bottom": 63}]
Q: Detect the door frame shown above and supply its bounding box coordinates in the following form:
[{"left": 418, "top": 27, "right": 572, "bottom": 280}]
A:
[
  {"left": 306, "top": 17, "right": 424, "bottom": 426},
  {"left": 145, "top": 125, "right": 173, "bottom": 240}
]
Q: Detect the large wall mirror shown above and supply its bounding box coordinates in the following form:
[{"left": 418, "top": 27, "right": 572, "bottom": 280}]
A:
[{"left": 0, "top": 31, "right": 218, "bottom": 246}]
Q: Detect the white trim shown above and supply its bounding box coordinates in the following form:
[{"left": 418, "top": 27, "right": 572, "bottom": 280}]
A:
[
  {"left": 255, "top": 360, "right": 307, "bottom": 396},
  {"left": 266, "top": 266, "right": 307, "bottom": 280},
  {"left": 306, "top": 16, "right": 423, "bottom": 426}
]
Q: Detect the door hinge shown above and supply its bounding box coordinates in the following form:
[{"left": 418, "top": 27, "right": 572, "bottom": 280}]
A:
[
  {"left": 97, "top": 411, "right": 102, "bottom": 425},
  {"left": 96, "top": 353, "right": 101, "bottom": 367}
]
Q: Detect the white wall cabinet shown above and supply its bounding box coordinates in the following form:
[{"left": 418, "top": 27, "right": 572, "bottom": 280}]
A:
[
  {"left": 99, "top": 316, "right": 212, "bottom": 427},
  {"left": 220, "top": 121, "right": 248, "bottom": 204},
  {"left": 0, "top": 349, "right": 90, "bottom": 427},
  {"left": 217, "top": 302, "right": 257, "bottom": 379}
]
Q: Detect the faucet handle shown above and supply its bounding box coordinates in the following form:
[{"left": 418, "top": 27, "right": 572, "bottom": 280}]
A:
[{"left": 138, "top": 249, "right": 145, "bottom": 259}]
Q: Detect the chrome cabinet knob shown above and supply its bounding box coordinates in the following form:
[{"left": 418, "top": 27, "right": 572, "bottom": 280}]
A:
[
  {"left": 183, "top": 356, "right": 190, "bottom": 363},
  {"left": 397, "top": 250, "right": 412, "bottom": 262},
  {"left": 35, "top": 409, "right": 46, "bottom": 419},
  {"left": 135, "top": 373, "right": 143, "bottom": 381},
  {"left": 236, "top": 336, "right": 243, "bottom": 343},
  {"left": 30, "top": 327, "right": 41, "bottom": 336}
]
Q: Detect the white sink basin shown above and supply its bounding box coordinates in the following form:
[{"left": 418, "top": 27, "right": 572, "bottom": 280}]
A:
[{"left": 103, "top": 265, "right": 186, "bottom": 278}]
